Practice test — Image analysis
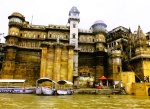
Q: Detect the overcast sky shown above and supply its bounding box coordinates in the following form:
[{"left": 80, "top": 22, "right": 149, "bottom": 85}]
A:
[{"left": 0, "top": 0, "right": 150, "bottom": 41}]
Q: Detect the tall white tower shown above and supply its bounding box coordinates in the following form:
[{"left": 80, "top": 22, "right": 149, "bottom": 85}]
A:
[
  {"left": 68, "top": 6, "right": 80, "bottom": 79},
  {"left": 68, "top": 6, "right": 80, "bottom": 49}
]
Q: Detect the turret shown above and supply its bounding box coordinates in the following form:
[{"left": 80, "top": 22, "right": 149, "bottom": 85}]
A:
[
  {"left": 8, "top": 12, "right": 25, "bottom": 28},
  {"left": 68, "top": 6, "right": 80, "bottom": 49},
  {"left": 68, "top": 6, "right": 80, "bottom": 23},
  {"left": 7, "top": 12, "right": 25, "bottom": 39},
  {"left": 1, "top": 12, "right": 25, "bottom": 78},
  {"left": 91, "top": 20, "right": 107, "bottom": 52},
  {"left": 90, "top": 20, "right": 108, "bottom": 80},
  {"left": 90, "top": 20, "right": 107, "bottom": 34}
]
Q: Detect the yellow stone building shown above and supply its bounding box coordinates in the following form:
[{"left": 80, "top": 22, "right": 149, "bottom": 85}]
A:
[{"left": 1, "top": 6, "right": 150, "bottom": 89}]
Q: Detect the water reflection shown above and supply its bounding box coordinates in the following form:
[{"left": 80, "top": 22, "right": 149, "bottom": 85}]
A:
[{"left": 0, "top": 94, "right": 150, "bottom": 109}]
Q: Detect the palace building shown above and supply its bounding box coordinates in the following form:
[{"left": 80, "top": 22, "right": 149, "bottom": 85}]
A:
[{"left": 1, "top": 6, "right": 150, "bottom": 87}]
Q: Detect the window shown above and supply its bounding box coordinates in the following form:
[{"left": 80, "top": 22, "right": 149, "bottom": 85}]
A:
[
  {"left": 34, "top": 34, "right": 36, "bottom": 38},
  {"left": 44, "top": 35, "right": 46, "bottom": 39},
  {"left": 53, "top": 34, "right": 56, "bottom": 38},
  {"left": 73, "top": 13, "right": 76, "bottom": 16},
  {"left": 24, "top": 34, "right": 26, "bottom": 37},
  {"left": 73, "top": 24, "right": 76, "bottom": 28},
  {"left": 73, "top": 34, "right": 76, "bottom": 38},
  {"left": 71, "top": 40, "right": 76, "bottom": 45},
  {"left": 117, "top": 66, "right": 121, "bottom": 72}
]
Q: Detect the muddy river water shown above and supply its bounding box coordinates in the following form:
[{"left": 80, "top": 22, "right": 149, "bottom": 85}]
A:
[{"left": 0, "top": 93, "right": 150, "bottom": 109}]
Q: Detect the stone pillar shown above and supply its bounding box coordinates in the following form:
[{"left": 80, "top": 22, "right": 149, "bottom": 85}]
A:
[
  {"left": 40, "top": 46, "right": 47, "bottom": 78},
  {"left": 67, "top": 45, "right": 74, "bottom": 82},
  {"left": 53, "top": 43, "right": 62, "bottom": 81},
  {"left": 60, "top": 45, "right": 68, "bottom": 80},
  {"left": 45, "top": 44, "right": 54, "bottom": 79}
]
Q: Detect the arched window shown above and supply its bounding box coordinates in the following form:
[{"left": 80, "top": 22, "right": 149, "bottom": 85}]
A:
[
  {"left": 72, "top": 33, "right": 76, "bottom": 38},
  {"left": 44, "top": 35, "right": 46, "bottom": 39},
  {"left": 29, "top": 34, "right": 31, "bottom": 38},
  {"left": 73, "top": 23, "right": 76, "bottom": 28},
  {"left": 53, "top": 34, "right": 56, "bottom": 38},
  {"left": 49, "top": 34, "right": 51, "bottom": 38},
  {"left": 62, "top": 35, "right": 64, "bottom": 39},
  {"left": 34, "top": 34, "right": 36, "bottom": 38},
  {"left": 117, "top": 66, "right": 121, "bottom": 72}
]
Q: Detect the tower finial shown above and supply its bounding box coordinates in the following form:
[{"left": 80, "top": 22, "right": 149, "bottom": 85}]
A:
[{"left": 31, "top": 15, "right": 33, "bottom": 25}]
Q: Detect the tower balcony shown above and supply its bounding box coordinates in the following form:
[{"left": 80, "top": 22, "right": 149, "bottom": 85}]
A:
[
  {"left": 110, "top": 50, "right": 122, "bottom": 57},
  {"left": 9, "top": 22, "right": 23, "bottom": 28}
]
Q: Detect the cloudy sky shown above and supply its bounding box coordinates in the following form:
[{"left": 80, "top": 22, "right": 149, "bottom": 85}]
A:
[{"left": 0, "top": 0, "right": 150, "bottom": 42}]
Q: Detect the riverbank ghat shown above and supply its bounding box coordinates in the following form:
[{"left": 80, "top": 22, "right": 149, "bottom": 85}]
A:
[{"left": 74, "top": 88, "right": 127, "bottom": 95}]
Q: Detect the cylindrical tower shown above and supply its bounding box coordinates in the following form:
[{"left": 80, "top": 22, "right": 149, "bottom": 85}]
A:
[
  {"left": 110, "top": 50, "right": 122, "bottom": 80},
  {"left": 2, "top": 12, "right": 25, "bottom": 78},
  {"left": 91, "top": 20, "right": 108, "bottom": 81}
]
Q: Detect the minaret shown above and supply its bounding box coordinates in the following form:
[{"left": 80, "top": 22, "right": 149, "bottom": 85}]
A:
[{"left": 68, "top": 6, "right": 80, "bottom": 79}]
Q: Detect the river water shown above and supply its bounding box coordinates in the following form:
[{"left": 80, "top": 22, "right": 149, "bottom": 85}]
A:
[{"left": 0, "top": 93, "right": 150, "bottom": 109}]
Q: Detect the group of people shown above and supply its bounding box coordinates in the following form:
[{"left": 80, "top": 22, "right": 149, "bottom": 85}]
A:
[
  {"left": 144, "top": 76, "right": 149, "bottom": 82},
  {"left": 113, "top": 80, "right": 123, "bottom": 89}
]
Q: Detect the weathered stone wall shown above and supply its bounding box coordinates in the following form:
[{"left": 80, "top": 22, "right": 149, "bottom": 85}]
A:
[
  {"left": 132, "top": 83, "right": 147, "bottom": 96},
  {"left": 15, "top": 50, "right": 41, "bottom": 85},
  {"left": 40, "top": 43, "right": 74, "bottom": 82}
]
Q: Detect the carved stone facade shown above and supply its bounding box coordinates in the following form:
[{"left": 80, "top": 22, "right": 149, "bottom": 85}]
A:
[{"left": 1, "top": 7, "right": 150, "bottom": 87}]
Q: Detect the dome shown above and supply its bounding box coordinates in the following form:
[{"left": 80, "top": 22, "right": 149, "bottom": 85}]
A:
[
  {"left": 8, "top": 12, "right": 25, "bottom": 21},
  {"left": 91, "top": 20, "right": 107, "bottom": 33},
  {"left": 69, "top": 6, "right": 80, "bottom": 15},
  {"left": 92, "top": 20, "right": 107, "bottom": 28},
  {"left": 93, "top": 20, "right": 104, "bottom": 24}
]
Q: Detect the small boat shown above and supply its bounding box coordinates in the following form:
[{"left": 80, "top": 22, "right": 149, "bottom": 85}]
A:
[
  {"left": 36, "top": 78, "right": 56, "bottom": 96},
  {"left": 56, "top": 80, "right": 74, "bottom": 95},
  {"left": 0, "top": 79, "right": 35, "bottom": 94}
]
